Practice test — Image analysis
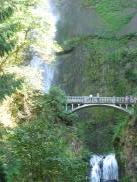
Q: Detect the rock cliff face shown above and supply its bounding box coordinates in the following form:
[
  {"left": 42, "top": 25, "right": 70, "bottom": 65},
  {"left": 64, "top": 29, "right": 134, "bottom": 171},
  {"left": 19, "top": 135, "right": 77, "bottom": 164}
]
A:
[
  {"left": 122, "top": 121, "right": 137, "bottom": 181},
  {"left": 55, "top": 0, "right": 137, "bottom": 179},
  {"left": 55, "top": 0, "right": 137, "bottom": 95},
  {"left": 114, "top": 118, "right": 137, "bottom": 181},
  {"left": 56, "top": 0, "right": 108, "bottom": 43}
]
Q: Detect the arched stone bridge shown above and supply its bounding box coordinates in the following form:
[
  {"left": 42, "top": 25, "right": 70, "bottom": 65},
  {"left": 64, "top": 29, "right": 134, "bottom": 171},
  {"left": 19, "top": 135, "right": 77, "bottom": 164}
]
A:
[{"left": 66, "top": 96, "right": 137, "bottom": 114}]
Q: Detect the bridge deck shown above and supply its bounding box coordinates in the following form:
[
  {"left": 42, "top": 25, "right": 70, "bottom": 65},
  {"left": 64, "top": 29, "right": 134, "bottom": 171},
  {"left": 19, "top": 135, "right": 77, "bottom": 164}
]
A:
[{"left": 66, "top": 96, "right": 136, "bottom": 105}]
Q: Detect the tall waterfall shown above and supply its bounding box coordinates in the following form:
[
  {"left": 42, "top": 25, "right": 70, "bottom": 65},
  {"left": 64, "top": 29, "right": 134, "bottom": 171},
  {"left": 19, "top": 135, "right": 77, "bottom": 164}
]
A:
[
  {"left": 30, "top": 0, "right": 59, "bottom": 92},
  {"left": 90, "top": 154, "right": 118, "bottom": 182}
]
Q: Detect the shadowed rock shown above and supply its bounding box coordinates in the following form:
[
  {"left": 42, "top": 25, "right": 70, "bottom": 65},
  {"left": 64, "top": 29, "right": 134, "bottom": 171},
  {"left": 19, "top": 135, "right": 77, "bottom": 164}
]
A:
[{"left": 118, "top": 13, "right": 137, "bottom": 35}]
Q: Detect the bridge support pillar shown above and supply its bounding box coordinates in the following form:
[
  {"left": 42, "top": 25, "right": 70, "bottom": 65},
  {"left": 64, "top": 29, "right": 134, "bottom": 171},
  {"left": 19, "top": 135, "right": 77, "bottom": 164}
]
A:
[{"left": 71, "top": 104, "right": 74, "bottom": 110}]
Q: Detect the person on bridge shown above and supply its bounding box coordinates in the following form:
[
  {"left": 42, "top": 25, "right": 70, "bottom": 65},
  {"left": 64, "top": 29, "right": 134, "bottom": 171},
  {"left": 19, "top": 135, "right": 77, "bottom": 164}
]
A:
[
  {"left": 125, "top": 96, "right": 130, "bottom": 103},
  {"left": 97, "top": 93, "right": 100, "bottom": 102},
  {"left": 89, "top": 94, "right": 93, "bottom": 102}
]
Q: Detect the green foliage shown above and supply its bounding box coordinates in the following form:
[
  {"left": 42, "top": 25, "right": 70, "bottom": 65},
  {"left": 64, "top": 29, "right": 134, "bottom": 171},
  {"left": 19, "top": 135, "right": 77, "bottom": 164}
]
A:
[
  {"left": 0, "top": 0, "right": 38, "bottom": 60},
  {"left": 121, "top": 176, "right": 132, "bottom": 182},
  {"left": 84, "top": 0, "right": 136, "bottom": 31},
  {"left": 5, "top": 120, "right": 87, "bottom": 181},
  {"left": 0, "top": 73, "right": 23, "bottom": 102},
  {"left": 0, "top": 6, "right": 14, "bottom": 22},
  {"left": 0, "top": 87, "right": 88, "bottom": 181},
  {"left": 0, "top": 162, "right": 6, "bottom": 182},
  {"left": 113, "top": 116, "right": 129, "bottom": 144}
]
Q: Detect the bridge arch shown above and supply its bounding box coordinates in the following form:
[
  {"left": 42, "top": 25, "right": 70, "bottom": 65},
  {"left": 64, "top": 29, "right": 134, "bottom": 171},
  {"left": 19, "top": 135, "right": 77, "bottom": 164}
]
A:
[{"left": 70, "top": 104, "right": 132, "bottom": 114}]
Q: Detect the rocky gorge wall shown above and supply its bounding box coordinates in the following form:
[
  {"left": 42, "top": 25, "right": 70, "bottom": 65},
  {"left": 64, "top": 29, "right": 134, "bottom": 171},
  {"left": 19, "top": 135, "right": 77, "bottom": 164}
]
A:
[{"left": 54, "top": 0, "right": 137, "bottom": 180}]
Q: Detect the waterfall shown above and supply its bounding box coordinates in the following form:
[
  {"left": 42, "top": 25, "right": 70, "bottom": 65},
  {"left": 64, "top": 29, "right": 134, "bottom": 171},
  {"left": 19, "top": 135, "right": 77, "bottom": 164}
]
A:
[
  {"left": 29, "top": 0, "right": 59, "bottom": 93},
  {"left": 103, "top": 154, "right": 119, "bottom": 181},
  {"left": 90, "top": 154, "right": 118, "bottom": 182},
  {"left": 30, "top": 56, "right": 55, "bottom": 92}
]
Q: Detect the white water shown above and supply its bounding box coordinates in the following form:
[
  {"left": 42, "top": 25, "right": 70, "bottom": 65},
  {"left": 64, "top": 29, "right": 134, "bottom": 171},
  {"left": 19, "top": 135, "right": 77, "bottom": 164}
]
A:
[
  {"left": 30, "top": 56, "right": 55, "bottom": 92},
  {"left": 30, "top": 0, "right": 59, "bottom": 92},
  {"left": 90, "top": 154, "right": 118, "bottom": 182}
]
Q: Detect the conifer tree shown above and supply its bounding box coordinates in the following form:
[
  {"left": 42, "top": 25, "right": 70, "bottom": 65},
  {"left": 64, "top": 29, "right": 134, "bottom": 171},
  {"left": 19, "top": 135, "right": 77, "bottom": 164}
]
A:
[{"left": 0, "top": 0, "right": 38, "bottom": 58}]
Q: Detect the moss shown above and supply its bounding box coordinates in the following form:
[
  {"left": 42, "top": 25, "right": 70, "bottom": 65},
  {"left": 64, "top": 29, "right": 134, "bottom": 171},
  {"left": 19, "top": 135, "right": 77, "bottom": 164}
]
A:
[
  {"left": 114, "top": 118, "right": 137, "bottom": 181},
  {"left": 83, "top": 0, "right": 137, "bottom": 31}
]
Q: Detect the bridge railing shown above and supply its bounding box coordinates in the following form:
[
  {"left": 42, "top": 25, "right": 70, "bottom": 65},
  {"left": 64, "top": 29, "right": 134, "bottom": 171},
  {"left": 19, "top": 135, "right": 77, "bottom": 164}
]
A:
[{"left": 66, "top": 96, "right": 136, "bottom": 105}]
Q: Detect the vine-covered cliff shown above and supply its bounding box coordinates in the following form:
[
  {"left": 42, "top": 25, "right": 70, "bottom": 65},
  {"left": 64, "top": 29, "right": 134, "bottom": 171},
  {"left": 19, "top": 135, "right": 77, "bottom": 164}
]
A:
[{"left": 55, "top": 0, "right": 137, "bottom": 180}]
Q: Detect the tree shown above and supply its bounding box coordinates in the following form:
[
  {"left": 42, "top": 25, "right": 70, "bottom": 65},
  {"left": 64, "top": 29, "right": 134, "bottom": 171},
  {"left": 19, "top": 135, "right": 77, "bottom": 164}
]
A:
[
  {"left": 2, "top": 87, "right": 87, "bottom": 181},
  {"left": 0, "top": 0, "right": 38, "bottom": 66}
]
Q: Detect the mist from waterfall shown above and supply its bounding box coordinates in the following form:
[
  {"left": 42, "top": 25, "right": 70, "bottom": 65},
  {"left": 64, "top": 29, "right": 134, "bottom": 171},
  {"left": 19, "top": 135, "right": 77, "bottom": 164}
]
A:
[{"left": 90, "top": 154, "right": 118, "bottom": 182}]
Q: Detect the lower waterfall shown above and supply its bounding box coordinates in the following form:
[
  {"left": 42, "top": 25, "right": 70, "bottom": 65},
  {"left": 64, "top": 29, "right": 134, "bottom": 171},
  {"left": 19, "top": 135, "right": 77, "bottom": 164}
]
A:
[{"left": 90, "top": 154, "right": 118, "bottom": 182}]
